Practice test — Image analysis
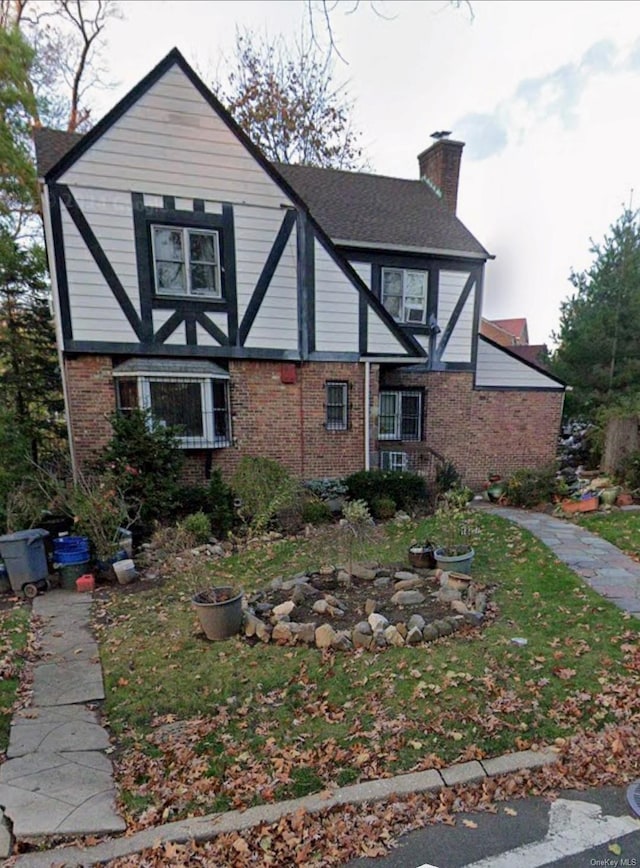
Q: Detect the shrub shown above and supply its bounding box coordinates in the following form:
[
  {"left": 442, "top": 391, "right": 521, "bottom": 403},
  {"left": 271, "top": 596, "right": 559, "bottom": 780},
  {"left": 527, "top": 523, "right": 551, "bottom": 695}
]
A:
[
  {"left": 304, "top": 477, "right": 347, "bottom": 502},
  {"left": 371, "top": 496, "right": 396, "bottom": 520},
  {"left": 302, "top": 500, "right": 333, "bottom": 525},
  {"left": 179, "top": 511, "right": 211, "bottom": 545},
  {"left": 206, "top": 470, "right": 235, "bottom": 537},
  {"left": 344, "top": 469, "right": 428, "bottom": 512},
  {"left": 435, "top": 460, "right": 461, "bottom": 496},
  {"left": 618, "top": 450, "right": 640, "bottom": 491},
  {"left": 232, "top": 456, "right": 301, "bottom": 534},
  {"left": 504, "top": 466, "right": 563, "bottom": 508},
  {"left": 96, "top": 409, "right": 184, "bottom": 531},
  {"left": 172, "top": 485, "right": 210, "bottom": 519}
]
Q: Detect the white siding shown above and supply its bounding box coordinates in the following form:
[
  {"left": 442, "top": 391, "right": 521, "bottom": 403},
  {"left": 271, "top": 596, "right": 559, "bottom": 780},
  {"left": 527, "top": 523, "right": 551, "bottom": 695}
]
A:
[
  {"left": 196, "top": 323, "right": 222, "bottom": 347},
  {"left": 314, "top": 241, "right": 359, "bottom": 353},
  {"left": 62, "top": 198, "right": 139, "bottom": 343},
  {"left": 367, "top": 307, "right": 408, "bottom": 355},
  {"left": 59, "top": 65, "right": 293, "bottom": 210},
  {"left": 437, "top": 270, "right": 474, "bottom": 363},
  {"left": 234, "top": 205, "right": 295, "bottom": 324},
  {"left": 152, "top": 309, "right": 185, "bottom": 345},
  {"left": 243, "top": 230, "right": 298, "bottom": 350},
  {"left": 349, "top": 260, "right": 371, "bottom": 289},
  {"left": 476, "top": 339, "right": 563, "bottom": 389}
]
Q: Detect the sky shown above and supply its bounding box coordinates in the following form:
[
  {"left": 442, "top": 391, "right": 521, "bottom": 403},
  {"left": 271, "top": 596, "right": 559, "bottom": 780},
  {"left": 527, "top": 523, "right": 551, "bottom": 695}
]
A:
[{"left": 88, "top": 0, "right": 640, "bottom": 346}]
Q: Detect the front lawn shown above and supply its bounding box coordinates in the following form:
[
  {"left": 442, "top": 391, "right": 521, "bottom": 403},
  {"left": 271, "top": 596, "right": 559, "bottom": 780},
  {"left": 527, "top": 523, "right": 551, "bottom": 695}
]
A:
[
  {"left": 96, "top": 512, "right": 638, "bottom": 828},
  {"left": 0, "top": 605, "right": 32, "bottom": 752}
]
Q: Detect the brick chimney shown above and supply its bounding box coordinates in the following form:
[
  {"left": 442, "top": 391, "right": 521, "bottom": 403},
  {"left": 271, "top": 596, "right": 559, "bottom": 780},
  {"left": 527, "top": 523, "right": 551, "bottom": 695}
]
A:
[{"left": 417, "top": 132, "right": 465, "bottom": 214}]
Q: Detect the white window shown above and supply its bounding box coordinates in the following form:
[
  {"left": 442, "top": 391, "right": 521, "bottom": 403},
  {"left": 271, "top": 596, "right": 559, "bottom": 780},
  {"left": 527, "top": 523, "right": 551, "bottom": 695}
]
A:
[
  {"left": 152, "top": 226, "right": 221, "bottom": 298},
  {"left": 325, "top": 381, "right": 348, "bottom": 431},
  {"left": 380, "top": 451, "right": 408, "bottom": 471},
  {"left": 381, "top": 268, "right": 428, "bottom": 324},
  {"left": 378, "top": 390, "right": 422, "bottom": 440},
  {"left": 115, "top": 374, "right": 231, "bottom": 449}
]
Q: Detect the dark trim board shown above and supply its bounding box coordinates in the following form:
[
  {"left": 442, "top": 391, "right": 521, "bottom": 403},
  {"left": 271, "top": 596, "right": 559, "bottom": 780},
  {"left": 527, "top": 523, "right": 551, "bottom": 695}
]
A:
[
  {"left": 56, "top": 184, "right": 146, "bottom": 340},
  {"left": 343, "top": 249, "right": 485, "bottom": 270},
  {"left": 151, "top": 298, "right": 228, "bottom": 312},
  {"left": 222, "top": 204, "right": 238, "bottom": 345},
  {"left": 473, "top": 384, "right": 566, "bottom": 393},
  {"left": 64, "top": 341, "right": 302, "bottom": 361},
  {"left": 48, "top": 187, "right": 73, "bottom": 341}
]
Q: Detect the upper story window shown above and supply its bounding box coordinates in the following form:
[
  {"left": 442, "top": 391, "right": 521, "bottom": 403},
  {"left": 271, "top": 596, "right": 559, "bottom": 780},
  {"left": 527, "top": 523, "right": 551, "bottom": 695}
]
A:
[
  {"left": 152, "top": 226, "right": 222, "bottom": 298},
  {"left": 381, "top": 268, "right": 428, "bottom": 324}
]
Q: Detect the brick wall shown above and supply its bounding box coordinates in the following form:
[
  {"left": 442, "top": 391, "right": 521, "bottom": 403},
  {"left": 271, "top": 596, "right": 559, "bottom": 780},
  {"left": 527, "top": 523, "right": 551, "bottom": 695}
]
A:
[
  {"left": 64, "top": 355, "right": 116, "bottom": 467},
  {"left": 380, "top": 370, "right": 564, "bottom": 488}
]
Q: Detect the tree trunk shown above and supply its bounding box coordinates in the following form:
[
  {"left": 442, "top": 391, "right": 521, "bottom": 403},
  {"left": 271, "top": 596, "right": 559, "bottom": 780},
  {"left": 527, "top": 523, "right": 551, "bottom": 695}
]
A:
[{"left": 602, "top": 416, "right": 640, "bottom": 474}]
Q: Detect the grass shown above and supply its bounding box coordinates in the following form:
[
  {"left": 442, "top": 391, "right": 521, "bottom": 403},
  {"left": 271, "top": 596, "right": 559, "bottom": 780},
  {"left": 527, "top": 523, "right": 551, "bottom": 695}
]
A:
[
  {"left": 578, "top": 509, "right": 640, "bottom": 557},
  {"left": 0, "top": 605, "right": 31, "bottom": 752},
  {"left": 96, "top": 511, "right": 638, "bottom": 825}
]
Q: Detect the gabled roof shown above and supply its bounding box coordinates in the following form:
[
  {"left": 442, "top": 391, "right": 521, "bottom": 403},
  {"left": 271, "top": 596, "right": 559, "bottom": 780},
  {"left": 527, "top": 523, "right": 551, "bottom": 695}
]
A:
[
  {"left": 490, "top": 317, "right": 529, "bottom": 342},
  {"left": 276, "top": 163, "right": 489, "bottom": 259},
  {"left": 32, "top": 48, "right": 489, "bottom": 263}
]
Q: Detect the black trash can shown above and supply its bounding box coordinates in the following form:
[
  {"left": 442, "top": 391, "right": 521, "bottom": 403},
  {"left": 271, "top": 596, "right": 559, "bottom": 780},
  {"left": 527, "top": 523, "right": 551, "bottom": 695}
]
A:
[{"left": 0, "top": 529, "right": 49, "bottom": 597}]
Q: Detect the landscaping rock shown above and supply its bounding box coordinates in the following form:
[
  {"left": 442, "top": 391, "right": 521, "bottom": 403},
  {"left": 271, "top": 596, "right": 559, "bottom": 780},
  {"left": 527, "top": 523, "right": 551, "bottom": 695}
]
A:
[
  {"left": 446, "top": 572, "right": 472, "bottom": 591},
  {"left": 374, "top": 631, "right": 388, "bottom": 648},
  {"left": 373, "top": 576, "right": 391, "bottom": 588},
  {"left": 272, "top": 622, "right": 294, "bottom": 643},
  {"left": 337, "top": 570, "right": 352, "bottom": 586},
  {"left": 319, "top": 564, "right": 335, "bottom": 575},
  {"left": 475, "top": 592, "right": 488, "bottom": 613},
  {"left": 368, "top": 613, "right": 389, "bottom": 633},
  {"left": 408, "top": 613, "right": 426, "bottom": 632},
  {"left": 352, "top": 630, "right": 373, "bottom": 650},
  {"left": 451, "top": 600, "right": 470, "bottom": 615},
  {"left": 254, "top": 602, "right": 273, "bottom": 616},
  {"left": 282, "top": 576, "right": 309, "bottom": 591},
  {"left": 351, "top": 565, "right": 377, "bottom": 581},
  {"left": 422, "top": 624, "right": 440, "bottom": 642},
  {"left": 315, "top": 624, "right": 338, "bottom": 649},
  {"left": 394, "top": 571, "right": 419, "bottom": 582},
  {"left": 437, "top": 587, "right": 462, "bottom": 603},
  {"left": 324, "top": 594, "right": 343, "bottom": 609},
  {"left": 313, "top": 600, "right": 330, "bottom": 615},
  {"left": 393, "top": 577, "right": 425, "bottom": 591},
  {"left": 243, "top": 612, "right": 264, "bottom": 638},
  {"left": 406, "top": 626, "right": 423, "bottom": 645},
  {"left": 354, "top": 621, "right": 372, "bottom": 635},
  {"left": 0, "top": 809, "right": 11, "bottom": 859},
  {"left": 465, "top": 611, "right": 484, "bottom": 626},
  {"left": 384, "top": 625, "right": 405, "bottom": 647},
  {"left": 255, "top": 621, "right": 272, "bottom": 643},
  {"left": 391, "top": 589, "right": 426, "bottom": 606},
  {"left": 270, "top": 577, "right": 283, "bottom": 591},
  {"left": 396, "top": 622, "right": 408, "bottom": 639},
  {"left": 364, "top": 598, "right": 378, "bottom": 616},
  {"left": 393, "top": 511, "right": 411, "bottom": 523},
  {"left": 434, "top": 619, "right": 453, "bottom": 637},
  {"left": 291, "top": 582, "right": 317, "bottom": 603},
  {"left": 292, "top": 622, "right": 316, "bottom": 644},
  {"left": 333, "top": 631, "right": 353, "bottom": 651}
]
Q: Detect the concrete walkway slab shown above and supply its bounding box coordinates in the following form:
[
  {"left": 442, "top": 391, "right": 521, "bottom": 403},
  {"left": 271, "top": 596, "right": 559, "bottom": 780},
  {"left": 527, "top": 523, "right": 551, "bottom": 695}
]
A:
[
  {"left": 7, "top": 706, "right": 109, "bottom": 758},
  {"left": 0, "top": 750, "right": 125, "bottom": 837},
  {"left": 32, "top": 659, "right": 104, "bottom": 706}
]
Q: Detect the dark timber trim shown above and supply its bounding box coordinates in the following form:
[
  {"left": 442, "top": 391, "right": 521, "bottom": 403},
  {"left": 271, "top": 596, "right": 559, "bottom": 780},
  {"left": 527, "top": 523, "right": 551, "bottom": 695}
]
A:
[
  {"left": 222, "top": 204, "right": 238, "bottom": 345},
  {"left": 132, "top": 192, "right": 154, "bottom": 337},
  {"left": 359, "top": 292, "right": 368, "bottom": 355},
  {"left": 57, "top": 184, "right": 144, "bottom": 339},
  {"left": 154, "top": 311, "right": 184, "bottom": 342},
  {"left": 435, "top": 271, "right": 476, "bottom": 362},
  {"left": 185, "top": 315, "right": 197, "bottom": 345},
  {"left": 239, "top": 209, "right": 297, "bottom": 346},
  {"left": 65, "top": 341, "right": 301, "bottom": 360},
  {"left": 48, "top": 187, "right": 73, "bottom": 341},
  {"left": 193, "top": 199, "right": 205, "bottom": 213},
  {"left": 195, "top": 311, "right": 230, "bottom": 346},
  {"left": 296, "top": 212, "right": 315, "bottom": 358}
]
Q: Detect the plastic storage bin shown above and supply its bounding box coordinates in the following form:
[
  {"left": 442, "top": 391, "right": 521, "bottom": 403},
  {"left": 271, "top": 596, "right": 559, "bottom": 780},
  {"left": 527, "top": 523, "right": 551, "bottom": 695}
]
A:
[
  {"left": 0, "top": 529, "right": 49, "bottom": 597},
  {"left": 52, "top": 536, "right": 90, "bottom": 565}
]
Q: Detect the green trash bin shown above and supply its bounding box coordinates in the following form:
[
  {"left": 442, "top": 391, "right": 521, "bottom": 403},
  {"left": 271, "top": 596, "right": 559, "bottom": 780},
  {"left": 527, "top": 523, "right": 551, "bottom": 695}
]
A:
[{"left": 0, "top": 529, "right": 49, "bottom": 596}]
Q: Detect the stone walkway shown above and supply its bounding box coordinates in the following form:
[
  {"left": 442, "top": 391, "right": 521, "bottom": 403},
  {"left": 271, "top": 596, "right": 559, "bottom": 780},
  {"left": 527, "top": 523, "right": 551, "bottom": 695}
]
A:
[
  {"left": 0, "top": 591, "right": 125, "bottom": 843},
  {"left": 478, "top": 504, "right": 640, "bottom": 617}
]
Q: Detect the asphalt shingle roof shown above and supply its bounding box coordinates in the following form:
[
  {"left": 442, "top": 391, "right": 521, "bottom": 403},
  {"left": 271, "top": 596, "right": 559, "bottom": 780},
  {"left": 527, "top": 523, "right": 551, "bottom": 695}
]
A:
[{"left": 33, "top": 128, "right": 489, "bottom": 258}]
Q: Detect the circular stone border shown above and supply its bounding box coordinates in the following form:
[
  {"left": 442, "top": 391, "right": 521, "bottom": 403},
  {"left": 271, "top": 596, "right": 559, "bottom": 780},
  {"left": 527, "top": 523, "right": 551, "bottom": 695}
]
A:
[{"left": 241, "top": 562, "right": 491, "bottom": 652}]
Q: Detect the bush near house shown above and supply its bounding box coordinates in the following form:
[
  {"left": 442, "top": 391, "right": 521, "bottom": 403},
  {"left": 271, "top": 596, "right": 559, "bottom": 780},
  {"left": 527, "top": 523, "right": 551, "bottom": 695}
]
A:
[
  {"left": 503, "top": 465, "right": 565, "bottom": 508},
  {"left": 344, "top": 470, "right": 430, "bottom": 514}
]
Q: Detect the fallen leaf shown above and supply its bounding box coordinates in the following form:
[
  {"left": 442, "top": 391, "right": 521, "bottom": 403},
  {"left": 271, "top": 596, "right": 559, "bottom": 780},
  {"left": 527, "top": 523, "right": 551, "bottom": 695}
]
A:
[
  {"left": 463, "top": 819, "right": 478, "bottom": 829},
  {"left": 609, "top": 843, "right": 622, "bottom": 856},
  {"left": 504, "top": 807, "right": 518, "bottom": 816}
]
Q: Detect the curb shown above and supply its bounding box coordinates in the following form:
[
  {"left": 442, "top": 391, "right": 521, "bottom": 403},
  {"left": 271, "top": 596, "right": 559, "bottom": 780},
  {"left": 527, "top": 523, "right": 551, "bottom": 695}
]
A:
[{"left": 10, "top": 748, "right": 559, "bottom": 867}]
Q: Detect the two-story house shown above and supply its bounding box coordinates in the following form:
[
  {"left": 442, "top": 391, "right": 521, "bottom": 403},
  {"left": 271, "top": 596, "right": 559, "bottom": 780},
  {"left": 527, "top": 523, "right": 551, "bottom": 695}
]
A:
[{"left": 34, "top": 49, "right": 565, "bottom": 488}]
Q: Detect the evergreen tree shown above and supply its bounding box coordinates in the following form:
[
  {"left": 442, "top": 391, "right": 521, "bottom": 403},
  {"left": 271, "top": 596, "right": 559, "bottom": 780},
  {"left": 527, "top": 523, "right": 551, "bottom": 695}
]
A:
[{"left": 551, "top": 208, "right": 640, "bottom": 418}]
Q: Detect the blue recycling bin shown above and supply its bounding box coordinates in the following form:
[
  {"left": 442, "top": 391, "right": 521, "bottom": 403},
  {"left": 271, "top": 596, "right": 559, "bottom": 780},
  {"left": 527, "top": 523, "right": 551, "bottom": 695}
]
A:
[{"left": 0, "top": 529, "right": 49, "bottom": 595}]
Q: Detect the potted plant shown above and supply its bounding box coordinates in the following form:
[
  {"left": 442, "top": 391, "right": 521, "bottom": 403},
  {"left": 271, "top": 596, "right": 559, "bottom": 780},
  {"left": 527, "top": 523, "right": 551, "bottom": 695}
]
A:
[
  {"left": 192, "top": 586, "right": 244, "bottom": 640},
  {"left": 433, "top": 486, "right": 475, "bottom": 574}
]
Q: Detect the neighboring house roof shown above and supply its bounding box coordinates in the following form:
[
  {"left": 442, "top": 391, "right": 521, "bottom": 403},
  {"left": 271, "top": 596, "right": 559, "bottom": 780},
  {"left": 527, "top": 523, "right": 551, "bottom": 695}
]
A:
[
  {"left": 490, "top": 317, "right": 529, "bottom": 344},
  {"left": 509, "top": 344, "right": 551, "bottom": 371},
  {"left": 276, "top": 163, "right": 489, "bottom": 259},
  {"left": 33, "top": 136, "right": 489, "bottom": 261}
]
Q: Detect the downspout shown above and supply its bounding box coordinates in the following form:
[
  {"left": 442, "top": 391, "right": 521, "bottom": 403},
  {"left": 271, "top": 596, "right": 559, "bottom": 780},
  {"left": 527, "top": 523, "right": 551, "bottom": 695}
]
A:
[
  {"left": 364, "top": 360, "right": 371, "bottom": 471},
  {"left": 299, "top": 363, "right": 305, "bottom": 477}
]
